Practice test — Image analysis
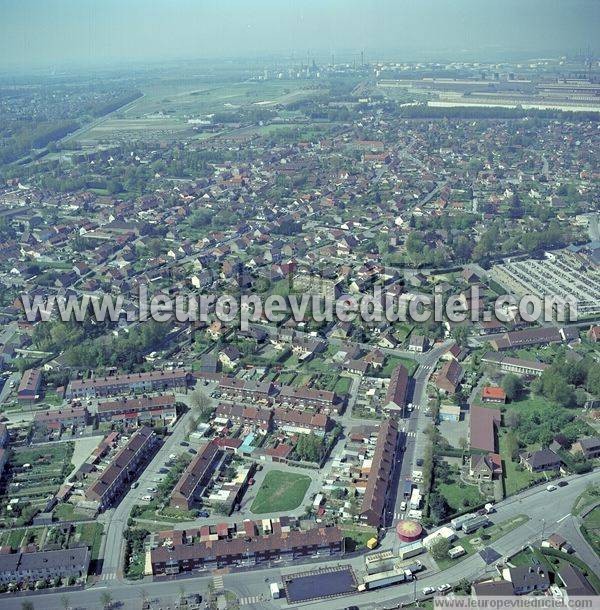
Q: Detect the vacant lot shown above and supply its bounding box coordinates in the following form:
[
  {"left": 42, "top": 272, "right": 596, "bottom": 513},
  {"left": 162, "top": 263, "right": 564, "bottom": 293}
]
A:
[{"left": 250, "top": 469, "right": 311, "bottom": 514}]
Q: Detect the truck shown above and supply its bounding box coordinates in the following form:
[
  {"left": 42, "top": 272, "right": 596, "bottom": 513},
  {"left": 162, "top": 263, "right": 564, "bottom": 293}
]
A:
[
  {"left": 403, "top": 479, "right": 413, "bottom": 499},
  {"left": 365, "top": 550, "right": 395, "bottom": 575},
  {"left": 450, "top": 513, "right": 475, "bottom": 531},
  {"left": 409, "top": 488, "right": 421, "bottom": 510},
  {"left": 360, "top": 567, "right": 413, "bottom": 591},
  {"left": 462, "top": 515, "right": 490, "bottom": 534},
  {"left": 270, "top": 583, "right": 280, "bottom": 599}
]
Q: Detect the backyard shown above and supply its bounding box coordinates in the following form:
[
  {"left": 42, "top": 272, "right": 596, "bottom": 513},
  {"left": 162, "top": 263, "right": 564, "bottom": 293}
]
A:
[{"left": 250, "top": 469, "right": 311, "bottom": 514}]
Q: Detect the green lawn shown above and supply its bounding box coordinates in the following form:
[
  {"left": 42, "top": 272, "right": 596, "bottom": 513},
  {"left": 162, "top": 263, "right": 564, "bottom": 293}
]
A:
[
  {"left": 334, "top": 376, "right": 352, "bottom": 396},
  {"left": 436, "top": 478, "right": 484, "bottom": 512},
  {"left": 581, "top": 506, "right": 600, "bottom": 558},
  {"left": 250, "top": 470, "right": 311, "bottom": 514},
  {"left": 498, "top": 431, "right": 541, "bottom": 496},
  {"left": 341, "top": 525, "right": 377, "bottom": 552},
  {"left": 573, "top": 483, "right": 600, "bottom": 515},
  {"left": 381, "top": 356, "right": 417, "bottom": 377},
  {"left": 75, "top": 522, "right": 104, "bottom": 560}
]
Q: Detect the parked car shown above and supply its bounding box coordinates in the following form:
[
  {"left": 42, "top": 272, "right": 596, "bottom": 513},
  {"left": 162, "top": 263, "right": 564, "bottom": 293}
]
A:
[
  {"left": 557, "top": 480, "right": 568, "bottom": 487},
  {"left": 400, "top": 501, "right": 407, "bottom": 511},
  {"left": 422, "top": 586, "right": 435, "bottom": 595},
  {"left": 180, "top": 441, "right": 189, "bottom": 446},
  {"left": 437, "top": 584, "right": 452, "bottom": 594},
  {"left": 188, "top": 448, "right": 197, "bottom": 454},
  {"left": 546, "top": 484, "right": 557, "bottom": 492},
  {"left": 198, "top": 510, "right": 209, "bottom": 517}
]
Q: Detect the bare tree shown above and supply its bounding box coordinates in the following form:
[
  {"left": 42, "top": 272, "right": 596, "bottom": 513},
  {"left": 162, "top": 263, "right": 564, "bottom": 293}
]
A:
[{"left": 101, "top": 591, "right": 113, "bottom": 609}]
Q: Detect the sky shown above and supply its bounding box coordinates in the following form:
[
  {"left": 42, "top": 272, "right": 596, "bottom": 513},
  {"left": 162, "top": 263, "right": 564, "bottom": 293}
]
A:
[{"left": 0, "top": 0, "right": 599, "bottom": 71}]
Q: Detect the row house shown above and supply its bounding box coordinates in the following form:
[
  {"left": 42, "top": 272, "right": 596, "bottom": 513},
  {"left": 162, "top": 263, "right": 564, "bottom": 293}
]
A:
[
  {"left": 360, "top": 419, "right": 399, "bottom": 527},
  {"left": 273, "top": 408, "right": 330, "bottom": 436},
  {"left": 33, "top": 407, "right": 89, "bottom": 435},
  {"left": 150, "top": 525, "right": 343, "bottom": 575},
  {"left": 67, "top": 369, "right": 191, "bottom": 398},
  {"left": 85, "top": 426, "right": 158, "bottom": 510},
  {"left": 0, "top": 547, "right": 90, "bottom": 585},
  {"left": 170, "top": 441, "right": 223, "bottom": 511},
  {"left": 97, "top": 394, "right": 177, "bottom": 425},
  {"left": 276, "top": 385, "right": 339, "bottom": 414}
]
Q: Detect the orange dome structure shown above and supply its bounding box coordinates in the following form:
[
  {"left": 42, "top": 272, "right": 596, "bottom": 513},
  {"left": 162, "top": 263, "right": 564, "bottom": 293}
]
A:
[{"left": 395, "top": 519, "right": 423, "bottom": 543}]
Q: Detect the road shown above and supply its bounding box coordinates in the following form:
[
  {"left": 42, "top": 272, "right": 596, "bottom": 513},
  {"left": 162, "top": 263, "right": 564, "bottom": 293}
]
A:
[
  {"left": 388, "top": 341, "right": 451, "bottom": 525},
  {"left": 4, "top": 468, "right": 598, "bottom": 610},
  {"left": 98, "top": 392, "right": 199, "bottom": 582}
]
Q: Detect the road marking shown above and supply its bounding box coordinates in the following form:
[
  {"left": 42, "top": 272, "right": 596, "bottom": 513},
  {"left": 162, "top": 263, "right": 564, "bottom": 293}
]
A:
[
  {"left": 239, "top": 596, "right": 262, "bottom": 605},
  {"left": 557, "top": 513, "right": 570, "bottom": 523},
  {"left": 213, "top": 574, "right": 225, "bottom": 591}
]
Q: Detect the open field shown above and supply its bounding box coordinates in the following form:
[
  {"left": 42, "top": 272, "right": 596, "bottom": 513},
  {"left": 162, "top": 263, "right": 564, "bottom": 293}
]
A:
[
  {"left": 73, "top": 79, "right": 321, "bottom": 143},
  {"left": 250, "top": 469, "right": 311, "bottom": 514}
]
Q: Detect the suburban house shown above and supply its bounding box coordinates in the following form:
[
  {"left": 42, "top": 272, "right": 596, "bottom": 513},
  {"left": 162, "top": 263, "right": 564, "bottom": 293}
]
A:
[
  {"left": 519, "top": 449, "right": 562, "bottom": 473},
  {"left": 502, "top": 565, "right": 550, "bottom": 595},
  {"left": 570, "top": 437, "right": 600, "bottom": 460},
  {"left": 17, "top": 368, "right": 42, "bottom": 404},
  {"left": 436, "top": 360, "right": 464, "bottom": 394},
  {"left": 469, "top": 453, "right": 502, "bottom": 481},
  {"left": 481, "top": 386, "right": 507, "bottom": 404}
]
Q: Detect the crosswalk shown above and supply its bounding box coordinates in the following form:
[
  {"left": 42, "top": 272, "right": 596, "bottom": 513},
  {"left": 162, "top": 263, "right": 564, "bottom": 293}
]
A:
[
  {"left": 393, "top": 512, "right": 405, "bottom": 520},
  {"left": 100, "top": 571, "right": 116, "bottom": 581},
  {"left": 405, "top": 431, "right": 416, "bottom": 438},
  {"left": 239, "top": 595, "right": 263, "bottom": 606},
  {"left": 212, "top": 574, "right": 225, "bottom": 591}
]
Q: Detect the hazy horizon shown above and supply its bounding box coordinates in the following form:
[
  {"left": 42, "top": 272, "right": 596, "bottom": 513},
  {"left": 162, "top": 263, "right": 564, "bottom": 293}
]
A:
[{"left": 1, "top": 0, "right": 599, "bottom": 72}]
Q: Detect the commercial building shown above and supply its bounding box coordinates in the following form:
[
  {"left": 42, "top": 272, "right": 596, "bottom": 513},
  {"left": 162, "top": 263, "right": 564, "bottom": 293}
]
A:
[
  {"left": 469, "top": 406, "right": 501, "bottom": 453},
  {"left": 481, "top": 352, "right": 549, "bottom": 377}
]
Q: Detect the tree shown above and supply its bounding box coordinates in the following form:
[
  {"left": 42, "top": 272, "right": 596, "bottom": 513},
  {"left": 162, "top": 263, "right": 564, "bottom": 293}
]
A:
[
  {"left": 429, "top": 493, "right": 451, "bottom": 523},
  {"left": 458, "top": 437, "right": 468, "bottom": 453},
  {"left": 101, "top": 591, "right": 113, "bottom": 609},
  {"left": 505, "top": 431, "right": 520, "bottom": 462},
  {"left": 501, "top": 374, "right": 523, "bottom": 401},
  {"left": 429, "top": 537, "right": 451, "bottom": 560}
]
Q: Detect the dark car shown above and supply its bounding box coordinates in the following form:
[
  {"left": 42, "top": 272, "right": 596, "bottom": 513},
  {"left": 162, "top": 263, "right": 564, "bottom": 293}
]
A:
[
  {"left": 180, "top": 441, "right": 190, "bottom": 446},
  {"left": 416, "top": 458, "right": 424, "bottom": 467},
  {"left": 158, "top": 467, "right": 169, "bottom": 474},
  {"left": 557, "top": 480, "right": 568, "bottom": 487},
  {"left": 188, "top": 447, "right": 197, "bottom": 454},
  {"left": 198, "top": 510, "right": 209, "bottom": 517}
]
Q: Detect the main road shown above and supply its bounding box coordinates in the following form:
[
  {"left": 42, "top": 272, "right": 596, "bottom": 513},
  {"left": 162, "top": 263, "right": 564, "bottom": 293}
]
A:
[{"left": 3, "top": 469, "right": 598, "bottom": 610}]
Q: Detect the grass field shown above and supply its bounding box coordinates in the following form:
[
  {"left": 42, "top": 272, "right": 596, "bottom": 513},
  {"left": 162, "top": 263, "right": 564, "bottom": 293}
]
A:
[
  {"left": 381, "top": 356, "right": 418, "bottom": 377},
  {"left": 250, "top": 470, "right": 311, "bottom": 514},
  {"left": 573, "top": 483, "right": 600, "bottom": 515},
  {"left": 341, "top": 524, "right": 378, "bottom": 552},
  {"left": 498, "top": 431, "right": 544, "bottom": 496},
  {"left": 581, "top": 506, "right": 600, "bottom": 557}
]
